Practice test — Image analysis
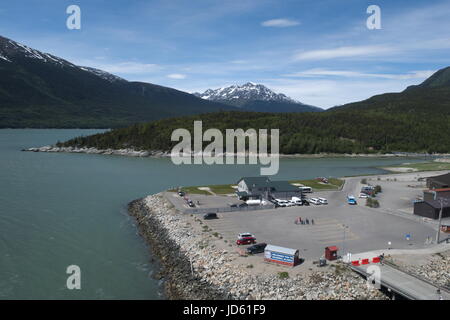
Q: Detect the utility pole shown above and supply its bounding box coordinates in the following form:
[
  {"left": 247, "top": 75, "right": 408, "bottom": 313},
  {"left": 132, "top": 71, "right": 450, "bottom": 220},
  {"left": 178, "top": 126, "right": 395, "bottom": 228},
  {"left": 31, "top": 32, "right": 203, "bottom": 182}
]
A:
[
  {"left": 342, "top": 224, "right": 348, "bottom": 259},
  {"left": 436, "top": 198, "right": 446, "bottom": 244}
]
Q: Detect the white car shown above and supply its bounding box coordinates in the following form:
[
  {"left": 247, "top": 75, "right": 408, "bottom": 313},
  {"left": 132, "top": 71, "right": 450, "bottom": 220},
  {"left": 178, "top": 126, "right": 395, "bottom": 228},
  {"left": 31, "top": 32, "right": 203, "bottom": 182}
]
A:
[
  {"left": 318, "top": 197, "right": 328, "bottom": 205},
  {"left": 359, "top": 193, "right": 369, "bottom": 198},
  {"left": 309, "top": 198, "right": 321, "bottom": 205}
]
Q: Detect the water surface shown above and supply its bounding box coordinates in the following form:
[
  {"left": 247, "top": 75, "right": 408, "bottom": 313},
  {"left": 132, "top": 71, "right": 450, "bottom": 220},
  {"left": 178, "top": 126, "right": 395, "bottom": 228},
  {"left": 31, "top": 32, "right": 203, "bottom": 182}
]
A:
[{"left": 0, "top": 129, "right": 427, "bottom": 299}]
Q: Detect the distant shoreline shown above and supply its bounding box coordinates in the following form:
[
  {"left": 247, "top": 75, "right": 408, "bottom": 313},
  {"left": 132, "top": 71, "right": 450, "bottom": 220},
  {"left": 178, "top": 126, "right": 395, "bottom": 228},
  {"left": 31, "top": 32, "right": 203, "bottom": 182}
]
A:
[{"left": 22, "top": 145, "right": 449, "bottom": 159}]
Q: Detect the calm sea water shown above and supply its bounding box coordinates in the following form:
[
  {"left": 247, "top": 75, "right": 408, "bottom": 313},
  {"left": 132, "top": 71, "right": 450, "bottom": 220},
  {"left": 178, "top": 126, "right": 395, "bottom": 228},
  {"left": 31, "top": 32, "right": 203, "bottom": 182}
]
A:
[{"left": 0, "top": 129, "right": 427, "bottom": 299}]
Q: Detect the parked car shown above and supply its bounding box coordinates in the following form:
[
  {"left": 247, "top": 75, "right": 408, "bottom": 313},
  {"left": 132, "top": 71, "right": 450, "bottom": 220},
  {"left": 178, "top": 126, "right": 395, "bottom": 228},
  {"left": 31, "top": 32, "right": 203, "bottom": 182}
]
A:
[
  {"left": 359, "top": 193, "right": 369, "bottom": 198},
  {"left": 291, "top": 197, "right": 303, "bottom": 206},
  {"left": 274, "top": 199, "right": 287, "bottom": 207},
  {"left": 236, "top": 233, "right": 256, "bottom": 245},
  {"left": 178, "top": 191, "right": 185, "bottom": 197},
  {"left": 246, "top": 243, "right": 267, "bottom": 254},
  {"left": 203, "top": 212, "right": 218, "bottom": 220},
  {"left": 187, "top": 200, "right": 195, "bottom": 207},
  {"left": 236, "top": 237, "right": 256, "bottom": 245},
  {"left": 301, "top": 199, "right": 310, "bottom": 206},
  {"left": 285, "top": 200, "right": 296, "bottom": 207},
  {"left": 347, "top": 195, "right": 357, "bottom": 205},
  {"left": 318, "top": 197, "right": 328, "bottom": 205},
  {"left": 309, "top": 198, "right": 321, "bottom": 205}
]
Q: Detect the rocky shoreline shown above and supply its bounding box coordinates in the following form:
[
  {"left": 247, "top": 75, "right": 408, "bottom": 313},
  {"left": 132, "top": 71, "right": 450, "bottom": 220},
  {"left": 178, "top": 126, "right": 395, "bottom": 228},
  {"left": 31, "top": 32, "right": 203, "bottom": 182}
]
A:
[
  {"left": 23, "top": 145, "right": 448, "bottom": 159},
  {"left": 128, "top": 193, "right": 387, "bottom": 300},
  {"left": 24, "top": 145, "right": 171, "bottom": 157}
]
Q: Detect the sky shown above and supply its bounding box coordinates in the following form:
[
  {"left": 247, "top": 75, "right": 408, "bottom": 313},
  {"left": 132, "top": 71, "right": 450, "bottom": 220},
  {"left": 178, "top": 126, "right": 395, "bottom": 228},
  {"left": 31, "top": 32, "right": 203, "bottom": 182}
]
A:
[{"left": 1, "top": 0, "right": 449, "bottom": 108}]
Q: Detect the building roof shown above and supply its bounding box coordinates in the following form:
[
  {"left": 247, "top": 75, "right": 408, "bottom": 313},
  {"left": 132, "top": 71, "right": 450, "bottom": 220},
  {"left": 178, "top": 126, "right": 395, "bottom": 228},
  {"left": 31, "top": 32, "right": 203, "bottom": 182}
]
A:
[
  {"left": 238, "top": 176, "right": 270, "bottom": 188},
  {"left": 238, "top": 177, "right": 299, "bottom": 192},
  {"left": 428, "top": 173, "right": 450, "bottom": 188},
  {"left": 426, "top": 188, "right": 450, "bottom": 192},
  {"left": 422, "top": 199, "right": 450, "bottom": 209},
  {"left": 269, "top": 180, "right": 299, "bottom": 192},
  {"left": 265, "top": 244, "right": 298, "bottom": 256}
]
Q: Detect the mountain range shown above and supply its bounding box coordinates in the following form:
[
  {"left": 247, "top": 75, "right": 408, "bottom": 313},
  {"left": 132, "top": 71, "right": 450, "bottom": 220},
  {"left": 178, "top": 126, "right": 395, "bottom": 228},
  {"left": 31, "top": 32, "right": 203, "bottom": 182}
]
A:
[
  {"left": 193, "top": 83, "right": 322, "bottom": 113},
  {"left": 0, "top": 35, "right": 320, "bottom": 128},
  {"left": 58, "top": 66, "right": 450, "bottom": 154},
  {"left": 0, "top": 35, "right": 237, "bottom": 128}
]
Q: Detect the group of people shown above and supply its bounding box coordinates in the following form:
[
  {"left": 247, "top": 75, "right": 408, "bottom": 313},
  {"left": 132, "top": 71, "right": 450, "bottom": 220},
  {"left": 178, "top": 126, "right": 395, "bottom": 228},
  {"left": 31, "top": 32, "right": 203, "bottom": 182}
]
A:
[{"left": 295, "top": 217, "right": 314, "bottom": 225}]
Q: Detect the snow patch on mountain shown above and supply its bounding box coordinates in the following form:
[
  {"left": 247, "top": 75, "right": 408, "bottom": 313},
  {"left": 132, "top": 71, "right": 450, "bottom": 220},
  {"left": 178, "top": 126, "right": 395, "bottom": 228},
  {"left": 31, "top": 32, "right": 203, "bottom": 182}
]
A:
[
  {"left": 194, "top": 82, "right": 299, "bottom": 104},
  {"left": 79, "top": 66, "right": 125, "bottom": 82}
]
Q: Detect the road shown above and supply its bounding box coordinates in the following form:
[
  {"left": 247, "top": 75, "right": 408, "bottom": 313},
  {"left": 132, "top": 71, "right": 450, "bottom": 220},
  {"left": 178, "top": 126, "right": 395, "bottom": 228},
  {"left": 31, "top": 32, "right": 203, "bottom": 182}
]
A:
[{"left": 352, "top": 263, "right": 449, "bottom": 300}]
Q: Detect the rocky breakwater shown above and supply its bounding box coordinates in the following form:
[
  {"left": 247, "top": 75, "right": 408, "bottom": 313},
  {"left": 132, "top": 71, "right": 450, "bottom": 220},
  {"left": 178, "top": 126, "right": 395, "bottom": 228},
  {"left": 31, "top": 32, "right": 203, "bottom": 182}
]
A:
[
  {"left": 24, "top": 145, "right": 170, "bottom": 157},
  {"left": 128, "top": 194, "right": 387, "bottom": 300},
  {"left": 397, "top": 252, "right": 450, "bottom": 289}
]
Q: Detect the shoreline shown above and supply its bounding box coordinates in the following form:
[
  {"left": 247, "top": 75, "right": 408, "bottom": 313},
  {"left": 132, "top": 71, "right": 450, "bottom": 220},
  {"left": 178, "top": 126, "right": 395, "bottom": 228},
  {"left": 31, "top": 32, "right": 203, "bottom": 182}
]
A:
[
  {"left": 128, "top": 193, "right": 387, "bottom": 300},
  {"left": 22, "top": 145, "right": 449, "bottom": 159}
]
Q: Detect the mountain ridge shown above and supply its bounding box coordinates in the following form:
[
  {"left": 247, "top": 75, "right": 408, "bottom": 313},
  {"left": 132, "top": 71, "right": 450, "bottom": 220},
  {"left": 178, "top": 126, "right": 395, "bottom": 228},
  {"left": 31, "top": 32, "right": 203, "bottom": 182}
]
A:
[
  {"left": 0, "top": 35, "right": 236, "bottom": 128},
  {"left": 193, "top": 82, "right": 322, "bottom": 113}
]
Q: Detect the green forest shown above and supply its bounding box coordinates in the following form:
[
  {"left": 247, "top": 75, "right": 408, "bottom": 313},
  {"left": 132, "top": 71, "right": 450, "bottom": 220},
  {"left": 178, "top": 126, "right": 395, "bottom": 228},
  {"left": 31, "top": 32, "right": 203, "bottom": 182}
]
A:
[{"left": 59, "top": 109, "right": 450, "bottom": 154}]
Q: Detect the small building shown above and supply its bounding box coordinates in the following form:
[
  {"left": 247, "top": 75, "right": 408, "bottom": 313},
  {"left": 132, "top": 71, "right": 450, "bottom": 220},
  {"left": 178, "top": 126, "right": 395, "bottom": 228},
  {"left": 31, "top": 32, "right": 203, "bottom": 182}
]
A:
[
  {"left": 264, "top": 244, "right": 300, "bottom": 267},
  {"left": 423, "top": 188, "right": 450, "bottom": 201},
  {"left": 325, "top": 246, "right": 339, "bottom": 261},
  {"left": 236, "top": 176, "right": 301, "bottom": 200},
  {"left": 427, "top": 173, "right": 450, "bottom": 189},
  {"left": 236, "top": 176, "right": 271, "bottom": 200},
  {"left": 413, "top": 200, "right": 450, "bottom": 219}
]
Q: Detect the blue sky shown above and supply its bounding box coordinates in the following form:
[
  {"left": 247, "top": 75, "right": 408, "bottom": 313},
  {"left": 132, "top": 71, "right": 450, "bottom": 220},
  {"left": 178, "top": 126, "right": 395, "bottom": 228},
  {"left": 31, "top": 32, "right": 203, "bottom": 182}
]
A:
[{"left": 1, "top": 0, "right": 450, "bottom": 108}]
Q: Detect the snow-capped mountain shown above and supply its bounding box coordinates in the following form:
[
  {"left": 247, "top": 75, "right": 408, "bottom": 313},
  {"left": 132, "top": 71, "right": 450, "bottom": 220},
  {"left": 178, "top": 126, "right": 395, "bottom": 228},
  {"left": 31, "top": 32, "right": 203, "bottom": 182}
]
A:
[
  {"left": 195, "top": 82, "right": 297, "bottom": 103},
  {"left": 79, "top": 66, "right": 125, "bottom": 82},
  {"left": 194, "top": 83, "right": 322, "bottom": 112},
  {"left": 0, "top": 36, "right": 123, "bottom": 83},
  {"left": 0, "top": 35, "right": 234, "bottom": 128},
  {"left": 0, "top": 36, "right": 77, "bottom": 67}
]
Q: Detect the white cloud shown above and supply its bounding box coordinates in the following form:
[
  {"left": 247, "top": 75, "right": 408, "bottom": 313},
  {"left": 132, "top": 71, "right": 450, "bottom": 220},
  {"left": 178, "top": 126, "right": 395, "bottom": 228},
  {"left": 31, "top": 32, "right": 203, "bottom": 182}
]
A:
[
  {"left": 285, "top": 69, "right": 436, "bottom": 80},
  {"left": 167, "top": 73, "right": 187, "bottom": 79},
  {"left": 293, "top": 46, "right": 394, "bottom": 61},
  {"left": 91, "top": 62, "right": 161, "bottom": 74},
  {"left": 263, "top": 75, "right": 431, "bottom": 109},
  {"left": 261, "top": 18, "right": 300, "bottom": 28}
]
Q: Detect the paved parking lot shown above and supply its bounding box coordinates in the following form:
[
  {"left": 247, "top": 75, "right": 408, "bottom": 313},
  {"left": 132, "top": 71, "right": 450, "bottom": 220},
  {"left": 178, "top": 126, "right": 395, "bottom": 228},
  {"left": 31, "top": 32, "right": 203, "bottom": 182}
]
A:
[
  {"left": 164, "top": 171, "right": 449, "bottom": 260},
  {"left": 166, "top": 191, "right": 243, "bottom": 210},
  {"left": 204, "top": 203, "right": 436, "bottom": 259}
]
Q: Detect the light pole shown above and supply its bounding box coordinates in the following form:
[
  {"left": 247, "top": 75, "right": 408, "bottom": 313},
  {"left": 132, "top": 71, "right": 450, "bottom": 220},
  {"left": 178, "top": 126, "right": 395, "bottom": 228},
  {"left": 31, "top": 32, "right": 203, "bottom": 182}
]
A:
[
  {"left": 342, "top": 224, "right": 349, "bottom": 259},
  {"left": 435, "top": 197, "right": 447, "bottom": 244}
]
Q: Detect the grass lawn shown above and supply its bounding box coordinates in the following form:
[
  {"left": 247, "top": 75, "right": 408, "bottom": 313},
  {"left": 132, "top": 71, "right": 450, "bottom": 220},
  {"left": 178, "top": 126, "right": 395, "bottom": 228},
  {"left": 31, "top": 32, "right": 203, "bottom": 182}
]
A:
[
  {"left": 169, "top": 184, "right": 236, "bottom": 195},
  {"left": 384, "top": 161, "right": 450, "bottom": 172},
  {"left": 169, "top": 178, "right": 345, "bottom": 195}
]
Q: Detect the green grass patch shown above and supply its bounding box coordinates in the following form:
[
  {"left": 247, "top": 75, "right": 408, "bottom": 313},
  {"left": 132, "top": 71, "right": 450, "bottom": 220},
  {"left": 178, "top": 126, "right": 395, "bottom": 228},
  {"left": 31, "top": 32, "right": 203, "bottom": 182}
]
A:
[
  {"left": 383, "top": 161, "right": 450, "bottom": 172},
  {"left": 170, "top": 178, "right": 344, "bottom": 195},
  {"left": 208, "top": 184, "right": 236, "bottom": 194},
  {"left": 278, "top": 272, "right": 289, "bottom": 279},
  {"left": 168, "top": 184, "right": 235, "bottom": 195}
]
